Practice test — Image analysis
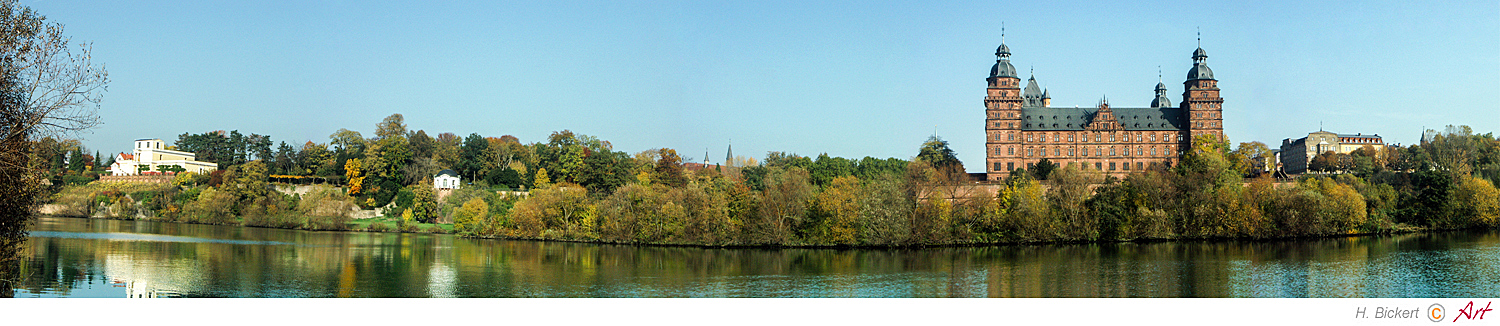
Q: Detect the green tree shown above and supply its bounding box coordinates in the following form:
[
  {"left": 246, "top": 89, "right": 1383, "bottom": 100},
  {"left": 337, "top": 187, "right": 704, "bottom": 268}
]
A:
[
  {"left": 808, "top": 154, "right": 855, "bottom": 187},
  {"left": 917, "top": 136, "right": 963, "bottom": 173},
  {"left": 459, "top": 133, "right": 488, "bottom": 181}
]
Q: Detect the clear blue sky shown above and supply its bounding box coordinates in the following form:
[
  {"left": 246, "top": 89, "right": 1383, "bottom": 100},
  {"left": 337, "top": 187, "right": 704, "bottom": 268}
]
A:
[{"left": 34, "top": 0, "right": 1499, "bottom": 172}]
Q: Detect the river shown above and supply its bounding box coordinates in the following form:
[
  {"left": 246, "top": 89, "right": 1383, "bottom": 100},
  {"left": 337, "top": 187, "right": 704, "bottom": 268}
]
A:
[{"left": 12, "top": 216, "right": 1500, "bottom": 297}]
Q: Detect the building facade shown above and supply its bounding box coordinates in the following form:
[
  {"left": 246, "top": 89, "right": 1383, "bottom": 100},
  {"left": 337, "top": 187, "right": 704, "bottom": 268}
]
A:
[
  {"left": 1278, "top": 131, "right": 1383, "bottom": 174},
  {"left": 108, "top": 138, "right": 219, "bottom": 176},
  {"left": 984, "top": 38, "right": 1225, "bottom": 180},
  {"left": 434, "top": 169, "right": 461, "bottom": 190}
]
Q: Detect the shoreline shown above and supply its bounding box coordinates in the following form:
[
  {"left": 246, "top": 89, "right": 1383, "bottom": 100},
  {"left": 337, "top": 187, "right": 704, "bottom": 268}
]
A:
[{"left": 31, "top": 213, "right": 1484, "bottom": 250}]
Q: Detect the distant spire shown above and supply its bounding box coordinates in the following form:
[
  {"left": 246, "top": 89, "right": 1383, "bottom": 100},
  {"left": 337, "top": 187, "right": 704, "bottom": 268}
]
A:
[
  {"left": 1158, "top": 66, "right": 1162, "bottom": 82},
  {"left": 1001, "top": 22, "right": 1005, "bottom": 44},
  {"left": 725, "top": 139, "right": 733, "bottom": 164},
  {"left": 1197, "top": 26, "right": 1201, "bottom": 47}
]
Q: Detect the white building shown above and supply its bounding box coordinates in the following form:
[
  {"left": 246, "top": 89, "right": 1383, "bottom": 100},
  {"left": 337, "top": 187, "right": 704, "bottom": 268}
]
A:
[
  {"left": 108, "top": 138, "right": 218, "bottom": 176},
  {"left": 434, "top": 169, "right": 461, "bottom": 190}
]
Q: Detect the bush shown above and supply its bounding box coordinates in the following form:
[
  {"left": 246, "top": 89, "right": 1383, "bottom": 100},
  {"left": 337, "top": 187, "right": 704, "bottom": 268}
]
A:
[
  {"left": 299, "top": 186, "right": 356, "bottom": 230},
  {"left": 451, "top": 197, "right": 488, "bottom": 236},
  {"left": 181, "top": 187, "right": 237, "bottom": 224},
  {"left": 508, "top": 184, "right": 595, "bottom": 239},
  {"left": 366, "top": 222, "right": 391, "bottom": 232}
]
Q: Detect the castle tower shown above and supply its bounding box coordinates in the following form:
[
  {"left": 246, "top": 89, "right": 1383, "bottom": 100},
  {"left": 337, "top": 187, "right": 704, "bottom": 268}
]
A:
[
  {"left": 984, "top": 30, "right": 1024, "bottom": 180},
  {"left": 1182, "top": 44, "right": 1223, "bottom": 149}
]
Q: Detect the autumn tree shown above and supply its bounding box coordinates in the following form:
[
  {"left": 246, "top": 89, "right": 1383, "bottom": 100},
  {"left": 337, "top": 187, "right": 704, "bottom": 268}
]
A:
[{"left": 0, "top": 0, "right": 109, "bottom": 296}]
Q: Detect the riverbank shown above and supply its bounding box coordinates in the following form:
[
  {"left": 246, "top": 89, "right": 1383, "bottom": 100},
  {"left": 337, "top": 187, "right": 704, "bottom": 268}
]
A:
[{"left": 35, "top": 212, "right": 1480, "bottom": 251}]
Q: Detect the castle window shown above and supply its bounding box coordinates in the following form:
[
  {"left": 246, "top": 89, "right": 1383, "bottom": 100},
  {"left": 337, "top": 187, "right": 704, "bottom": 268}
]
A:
[
  {"left": 1027, "top": 134, "right": 1033, "bottom": 142},
  {"left": 1150, "top": 134, "right": 1157, "bottom": 142},
  {"left": 1052, "top": 123, "right": 1058, "bottom": 128},
  {"left": 1009, "top": 123, "right": 1015, "bottom": 128},
  {"left": 1053, "top": 148, "right": 1060, "bottom": 156},
  {"left": 1123, "top": 162, "right": 1131, "bottom": 170},
  {"left": 1094, "top": 162, "right": 1101, "bottom": 170},
  {"left": 993, "top": 162, "right": 1002, "bottom": 171},
  {"left": 1068, "top": 149, "right": 1075, "bottom": 156},
  {"left": 1008, "top": 147, "right": 1015, "bottom": 155},
  {"left": 1152, "top": 147, "right": 1158, "bottom": 155},
  {"left": 1027, "top": 148, "right": 1033, "bottom": 157},
  {"left": 1137, "top": 148, "right": 1144, "bottom": 156},
  {"left": 1109, "top": 162, "right": 1116, "bottom": 171},
  {"left": 1068, "top": 135, "right": 1074, "bottom": 142},
  {"left": 1095, "top": 148, "right": 1101, "bottom": 156},
  {"left": 1052, "top": 134, "right": 1059, "bottom": 142},
  {"left": 1095, "top": 134, "right": 1101, "bottom": 142},
  {"left": 1110, "top": 148, "right": 1117, "bottom": 156},
  {"left": 1008, "top": 134, "right": 1015, "bottom": 141},
  {"left": 1110, "top": 134, "right": 1116, "bottom": 142},
  {"left": 1136, "top": 162, "right": 1144, "bottom": 170},
  {"left": 1008, "top": 162, "right": 1015, "bottom": 171}
]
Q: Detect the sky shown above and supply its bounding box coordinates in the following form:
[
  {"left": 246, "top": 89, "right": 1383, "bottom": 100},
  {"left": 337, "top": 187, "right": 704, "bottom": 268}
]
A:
[{"left": 30, "top": 0, "right": 1500, "bottom": 172}]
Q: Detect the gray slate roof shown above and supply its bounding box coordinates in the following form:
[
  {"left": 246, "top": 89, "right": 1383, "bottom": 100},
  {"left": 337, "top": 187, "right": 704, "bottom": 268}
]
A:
[{"left": 1021, "top": 107, "right": 1186, "bottom": 131}]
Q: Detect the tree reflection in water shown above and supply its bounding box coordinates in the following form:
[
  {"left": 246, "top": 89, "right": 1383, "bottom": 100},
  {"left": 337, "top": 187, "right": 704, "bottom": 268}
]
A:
[{"left": 13, "top": 216, "right": 1500, "bottom": 297}]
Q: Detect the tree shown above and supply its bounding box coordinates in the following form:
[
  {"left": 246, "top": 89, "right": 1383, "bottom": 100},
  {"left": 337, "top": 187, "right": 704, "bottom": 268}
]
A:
[
  {"left": 1232, "top": 141, "right": 1273, "bottom": 177},
  {"left": 452, "top": 197, "right": 489, "bottom": 236},
  {"left": 0, "top": 0, "right": 110, "bottom": 295},
  {"left": 458, "top": 133, "right": 488, "bottom": 181},
  {"left": 344, "top": 158, "right": 365, "bottom": 195},
  {"left": 1032, "top": 158, "right": 1057, "bottom": 180},
  {"left": 917, "top": 136, "right": 964, "bottom": 174},
  {"left": 808, "top": 154, "right": 854, "bottom": 187},
  {"left": 654, "top": 148, "right": 685, "bottom": 187},
  {"left": 66, "top": 147, "right": 83, "bottom": 172}
]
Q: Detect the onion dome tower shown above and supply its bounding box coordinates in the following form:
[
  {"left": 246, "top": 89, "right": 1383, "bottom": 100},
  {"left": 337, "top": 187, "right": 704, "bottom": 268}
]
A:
[{"left": 985, "top": 25, "right": 1025, "bottom": 180}]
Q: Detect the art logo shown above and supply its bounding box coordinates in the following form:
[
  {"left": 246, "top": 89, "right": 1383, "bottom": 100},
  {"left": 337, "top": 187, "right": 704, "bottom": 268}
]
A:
[{"left": 1449, "top": 301, "right": 1492, "bottom": 323}]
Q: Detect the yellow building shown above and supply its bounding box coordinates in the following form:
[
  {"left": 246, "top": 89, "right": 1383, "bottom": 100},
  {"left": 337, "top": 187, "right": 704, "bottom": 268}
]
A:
[{"left": 108, "top": 138, "right": 218, "bottom": 175}]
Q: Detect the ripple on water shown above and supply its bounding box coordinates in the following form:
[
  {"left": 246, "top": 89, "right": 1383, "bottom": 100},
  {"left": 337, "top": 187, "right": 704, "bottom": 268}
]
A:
[{"left": 28, "top": 231, "right": 296, "bottom": 246}]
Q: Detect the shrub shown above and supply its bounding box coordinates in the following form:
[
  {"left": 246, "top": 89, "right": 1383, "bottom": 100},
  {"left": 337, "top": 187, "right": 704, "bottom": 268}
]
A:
[
  {"left": 366, "top": 222, "right": 391, "bottom": 232},
  {"left": 182, "top": 187, "right": 237, "bottom": 224},
  {"left": 508, "top": 184, "right": 595, "bottom": 239},
  {"left": 451, "top": 197, "right": 488, "bottom": 236},
  {"left": 298, "top": 186, "right": 356, "bottom": 230}
]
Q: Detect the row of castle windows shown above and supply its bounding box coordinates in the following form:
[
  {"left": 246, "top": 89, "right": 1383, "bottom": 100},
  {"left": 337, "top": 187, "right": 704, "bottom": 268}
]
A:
[
  {"left": 999, "top": 145, "right": 1180, "bottom": 158},
  {"left": 992, "top": 161, "right": 1168, "bottom": 172},
  {"left": 998, "top": 132, "right": 1182, "bottom": 143}
]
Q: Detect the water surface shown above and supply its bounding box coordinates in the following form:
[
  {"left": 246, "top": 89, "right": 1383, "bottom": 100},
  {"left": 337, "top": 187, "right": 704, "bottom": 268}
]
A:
[{"left": 15, "top": 216, "right": 1500, "bottom": 297}]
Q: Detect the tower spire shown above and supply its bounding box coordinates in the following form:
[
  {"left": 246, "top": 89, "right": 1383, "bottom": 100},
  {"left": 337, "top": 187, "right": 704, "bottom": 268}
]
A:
[
  {"left": 1001, "top": 22, "right": 1005, "bottom": 44},
  {"left": 1197, "top": 27, "right": 1201, "bottom": 47}
]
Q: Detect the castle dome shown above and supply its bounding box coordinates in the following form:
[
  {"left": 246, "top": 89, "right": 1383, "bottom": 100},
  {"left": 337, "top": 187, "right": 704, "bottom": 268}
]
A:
[
  {"left": 1187, "top": 47, "right": 1214, "bottom": 80},
  {"left": 1187, "top": 63, "right": 1215, "bottom": 80},
  {"left": 990, "top": 61, "right": 1017, "bottom": 78}
]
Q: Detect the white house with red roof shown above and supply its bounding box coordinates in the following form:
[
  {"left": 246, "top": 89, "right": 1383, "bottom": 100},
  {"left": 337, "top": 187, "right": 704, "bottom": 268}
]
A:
[{"left": 107, "top": 138, "right": 218, "bottom": 176}]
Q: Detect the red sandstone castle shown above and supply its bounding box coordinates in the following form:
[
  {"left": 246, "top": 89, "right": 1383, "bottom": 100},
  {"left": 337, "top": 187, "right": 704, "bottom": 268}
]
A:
[{"left": 983, "top": 36, "right": 1225, "bottom": 180}]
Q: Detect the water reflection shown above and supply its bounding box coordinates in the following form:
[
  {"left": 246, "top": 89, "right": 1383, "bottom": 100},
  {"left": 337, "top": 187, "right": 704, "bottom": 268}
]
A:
[{"left": 15, "top": 216, "right": 1500, "bottom": 298}]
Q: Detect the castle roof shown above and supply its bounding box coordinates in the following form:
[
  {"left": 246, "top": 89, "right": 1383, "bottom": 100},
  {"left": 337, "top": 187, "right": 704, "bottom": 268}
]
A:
[{"left": 1020, "top": 107, "right": 1186, "bottom": 131}]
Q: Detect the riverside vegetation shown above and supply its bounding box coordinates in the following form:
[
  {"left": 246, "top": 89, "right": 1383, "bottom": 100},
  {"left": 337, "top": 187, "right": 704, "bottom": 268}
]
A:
[{"left": 38, "top": 113, "right": 1500, "bottom": 246}]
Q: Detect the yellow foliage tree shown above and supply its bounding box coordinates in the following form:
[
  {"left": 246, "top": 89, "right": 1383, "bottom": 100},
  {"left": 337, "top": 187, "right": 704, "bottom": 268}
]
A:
[
  {"left": 1455, "top": 176, "right": 1500, "bottom": 227},
  {"left": 534, "top": 168, "right": 551, "bottom": 189},
  {"left": 344, "top": 158, "right": 365, "bottom": 195},
  {"left": 452, "top": 197, "right": 489, "bottom": 235},
  {"left": 813, "top": 176, "right": 861, "bottom": 244}
]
